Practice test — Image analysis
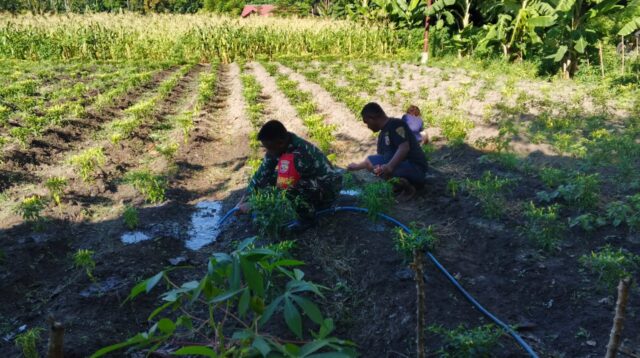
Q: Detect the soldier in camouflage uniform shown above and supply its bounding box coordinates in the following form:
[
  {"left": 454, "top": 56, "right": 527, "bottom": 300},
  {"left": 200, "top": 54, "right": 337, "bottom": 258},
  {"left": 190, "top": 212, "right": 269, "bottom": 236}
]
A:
[{"left": 238, "top": 120, "right": 342, "bottom": 225}]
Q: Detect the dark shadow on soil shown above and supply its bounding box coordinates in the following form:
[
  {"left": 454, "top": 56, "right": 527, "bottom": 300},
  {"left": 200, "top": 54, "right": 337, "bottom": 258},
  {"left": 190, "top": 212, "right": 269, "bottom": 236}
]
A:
[{"left": 1, "top": 143, "right": 639, "bottom": 357}]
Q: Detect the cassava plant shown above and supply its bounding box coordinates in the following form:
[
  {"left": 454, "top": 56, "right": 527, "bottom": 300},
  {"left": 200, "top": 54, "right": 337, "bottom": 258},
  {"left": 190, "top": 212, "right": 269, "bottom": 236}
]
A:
[
  {"left": 93, "top": 237, "right": 355, "bottom": 357},
  {"left": 393, "top": 223, "right": 438, "bottom": 358}
]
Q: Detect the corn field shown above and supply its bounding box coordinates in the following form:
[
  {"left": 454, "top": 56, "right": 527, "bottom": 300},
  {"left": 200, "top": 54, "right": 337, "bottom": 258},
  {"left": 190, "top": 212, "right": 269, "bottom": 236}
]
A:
[{"left": 0, "top": 13, "right": 415, "bottom": 62}]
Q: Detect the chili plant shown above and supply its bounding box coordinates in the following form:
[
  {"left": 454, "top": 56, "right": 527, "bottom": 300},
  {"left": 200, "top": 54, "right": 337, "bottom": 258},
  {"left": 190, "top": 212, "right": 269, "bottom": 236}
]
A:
[
  {"left": 428, "top": 324, "right": 502, "bottom": 357},
  {"left": 249, "top": 188, "right": 298, "bottom": 239},
  {"left": 14, "top": 327, "right": 44, "bottom": 358},
  {"left": 15, "top": 195, "right": 45, "bottom": 230},
  {"left": 123, "top": 170, "right": 167, "bottom": 204},
  {"left": 522, "top": 202, "right": 565, "bottom": 251},
  {"left": 73, "top": 249, "right": 96, "bottom": 281},
  {"left": 45, "top": 176, "right": 67, "bottom": 206},
  {"left": 360, "top": 180, "right": 395, "bottom": 222},
  {"left": 123, "top": 205, "right": 139, "bottom": 230},
  {"left": 68, "top": 147, "right": 105, "bottom": 182}
]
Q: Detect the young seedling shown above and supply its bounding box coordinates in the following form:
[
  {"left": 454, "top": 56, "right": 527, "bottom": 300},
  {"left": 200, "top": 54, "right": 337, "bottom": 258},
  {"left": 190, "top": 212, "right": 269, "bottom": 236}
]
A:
[
  {"left": 68, "top": 147, "right": 105, "bottom": 182},
  {"left": 15, "top": 195, "right": 45, "bottom": 230},
  {"left": 123, "top": 170, "right": 167, "bottom": 204},
  {"left": 14, "top": 327, "right": 44, "bottom": 358},
  {"left": 123, "top": 205, "right": 139, "bottom": 230},
  {"left": 45, "top": 176, "right": 67, "bottom": 206},
  {"left": 360, "top": 180, "right": 395, "bottom": 222},
  {"left": 73, "top": 249, "right": 96, "bottom": 281},
  {"left": 428, "top": 324, "right": 503, "bottom": 357},
  {"left": 522, "top": 202, "right": 565, "bottom": 251}
]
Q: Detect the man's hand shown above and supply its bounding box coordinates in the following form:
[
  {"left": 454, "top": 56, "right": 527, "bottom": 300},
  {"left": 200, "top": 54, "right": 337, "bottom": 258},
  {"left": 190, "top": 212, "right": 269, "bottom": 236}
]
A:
[
  {"left": 347, "top": 162, "right": 360, "bottom": 171},
  {"left": 374, "top": 164, "right": 393, "bottom": 178},
  {"left": 235, "top": 200, "right": 251, "bottom": 215}
]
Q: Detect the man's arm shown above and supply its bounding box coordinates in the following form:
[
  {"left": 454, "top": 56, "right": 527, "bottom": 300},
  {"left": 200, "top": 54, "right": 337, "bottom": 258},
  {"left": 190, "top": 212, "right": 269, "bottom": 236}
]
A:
[
  {"left": 247, "top": 155, "right": 278, "bottom": 193},
  {"left": 375, "top": 141, "right": 409, "bottom": 176}
]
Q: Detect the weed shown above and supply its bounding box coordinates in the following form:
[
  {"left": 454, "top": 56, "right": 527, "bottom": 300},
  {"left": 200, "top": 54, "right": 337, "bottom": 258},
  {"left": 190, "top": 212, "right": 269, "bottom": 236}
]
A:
[
  {"left": 249, "top": 188, "right": 297, "bottom": 239},
  {"left": 45, "top": 176, "right": 67, "bottom": 206},
  {"left": 15, "top": 195, "right": 45, "bottom": 230},
  {"left": 522, "top": 202, "right": 565, "bottom": 251},
  {"left": 447, "top": 179, "right": 460, "bottom": 198},
  {"left": 462, "top": 171, "right": 513, "bottom": 218},
  {"left": 123, "top": 170, "right": 167, "bottom": 204},
  {"left": 579, "top": 245, "right": 640, "bottom": 289},
  {"left": 123, "top": 206, "right": 139, "bottom": 230},
  {"left": 360, "top": 180, "right": 395, "bottom": 222},
  {"left": 428, "top": 324, "right": 502, "bottom": 357},
  {"left": 14, "top": 327, "right": 44, "bottom": 358},
  {"left": 68, "top": 147, "right": 105, "bottom": 182},
  {"left": 73, "top": 249, "right": 97, "bottom": 281}
]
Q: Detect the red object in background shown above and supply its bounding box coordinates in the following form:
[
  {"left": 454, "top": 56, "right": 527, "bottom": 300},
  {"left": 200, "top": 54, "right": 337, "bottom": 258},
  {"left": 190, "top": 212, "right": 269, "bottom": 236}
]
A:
[{"left": 241, "top": 5, "right": 277, "bottom": 18}]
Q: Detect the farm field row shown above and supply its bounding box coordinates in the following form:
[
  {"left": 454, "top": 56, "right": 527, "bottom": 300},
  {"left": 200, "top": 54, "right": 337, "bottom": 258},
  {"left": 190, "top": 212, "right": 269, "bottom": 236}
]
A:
[{"left": 1, "top": 58, "right": 639, "bottom": 357}]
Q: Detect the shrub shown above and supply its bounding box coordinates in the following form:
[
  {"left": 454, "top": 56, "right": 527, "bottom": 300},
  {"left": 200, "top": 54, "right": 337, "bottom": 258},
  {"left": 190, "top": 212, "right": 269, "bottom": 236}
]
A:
[{"left": 15, "top": 195, "right": 45, "bottom": 230}]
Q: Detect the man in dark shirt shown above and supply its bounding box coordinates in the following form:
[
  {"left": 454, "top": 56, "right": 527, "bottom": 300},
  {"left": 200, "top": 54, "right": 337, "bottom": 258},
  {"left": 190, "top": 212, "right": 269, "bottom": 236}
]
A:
[
  {"left": 348, "top": 102, "right": 428, "bottom": 197},
  {"left": 238, "top": 120, "right": 342, "bottom": 226}
]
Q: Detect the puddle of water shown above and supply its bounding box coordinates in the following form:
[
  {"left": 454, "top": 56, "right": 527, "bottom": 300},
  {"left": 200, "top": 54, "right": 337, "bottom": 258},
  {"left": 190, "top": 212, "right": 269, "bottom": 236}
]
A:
[
  {"left": 186, "top": 200, "right": 223, "bottom": 251},
  {"left": 121, "top": 231, "right": 152, "bottom": 244},
  {"left": 340, "top": 189, "right": 362, "bottom": 197}
]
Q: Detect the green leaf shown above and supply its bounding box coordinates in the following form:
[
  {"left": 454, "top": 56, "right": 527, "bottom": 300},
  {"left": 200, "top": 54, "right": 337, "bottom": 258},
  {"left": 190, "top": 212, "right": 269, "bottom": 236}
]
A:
[
  {"left": 241, "top": 257, "right": 264, "bottom": 297},
  {"left": 238, "top": 288, "right": 250, "bottom": 317},
  {"left": 89, "top": 334, "right": 147, "bottom": 357},
  {"left": 231, "top": 259, "right": 241, "bottom": 290},
  {"left": 549, "top": 45, "right": 568, "bottom": 62},
  {"left": 527, "top": 15, "right": 555, "bottom": 28},
  {"left": 574, "top": 36, "right": 588, "bottom": 54},
  {"left": 284, "top": 297, "right": 303, "bottom": 338},
  {"left": 146, "top": 272, "right": 164, "bottom": 293},
  {"left": 209, "top": 288, "right": 244, "bottom": 303},
  {"left": 173, "top": 346, "right": 218, "bottom": 357},
  {"left": 299, "top": 340, "right": 331, "bottom": 357},
  {"left": 148, "top": 301, "right": 174, "bottom": 321},
  {"left": 259, "top": 296, "right": 283, "bottom": 327},
  {"left": 319, "top": 318, "right": 335, "bottom": 339},
  {"left": 618, "top": 17, "right": 640, "bottom": 36},
  {"left": 556, "top": 0, "right": 576, "bottom": 12},
  {"left": 157, "top": 318, "right": 175, "bottom": 335},
  {"left": 291, "top": 295, "right": 323, "bottom": 325},
  {"left": 306, "top": 353, "right": 352, "bottom": 358},
  {"left": 272, "top": 259, "right": 305, "bottom": 267},
  {"left": 252, "top": 336, "right": 271, "bottom": 357}
]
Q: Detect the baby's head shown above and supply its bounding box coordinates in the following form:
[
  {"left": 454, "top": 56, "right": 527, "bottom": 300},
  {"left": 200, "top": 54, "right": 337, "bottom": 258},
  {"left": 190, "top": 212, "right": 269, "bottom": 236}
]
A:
[{"left": 406, "top": 105, "right": 421, "bottom": 117}]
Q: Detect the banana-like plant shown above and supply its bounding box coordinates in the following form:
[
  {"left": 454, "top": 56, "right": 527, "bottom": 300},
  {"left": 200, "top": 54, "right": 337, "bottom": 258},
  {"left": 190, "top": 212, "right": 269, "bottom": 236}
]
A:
[
  {"left": 478, "top": 0, "right": 556, "bottom": 59},
  {"left": 545, "top": 0, "right": 626, "bottom": 77}
]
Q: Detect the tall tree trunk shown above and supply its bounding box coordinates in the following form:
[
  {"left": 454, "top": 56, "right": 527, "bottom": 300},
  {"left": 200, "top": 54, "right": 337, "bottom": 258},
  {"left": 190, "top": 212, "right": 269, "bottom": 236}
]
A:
[
  {"left": 421, "top": 0, "right": 432, "bottom": 65},
  {"left": 621, "top": 36, "right": 625, "bottom": 75},
  {"left": 599, "top": 41, "right": 605, "bottom": 78}
]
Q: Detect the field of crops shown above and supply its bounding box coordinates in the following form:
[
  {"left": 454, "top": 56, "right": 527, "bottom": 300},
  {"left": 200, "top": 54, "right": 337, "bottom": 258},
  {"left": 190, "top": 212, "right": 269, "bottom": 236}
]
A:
[{"left": 1, "top": 13, "right": 640, "bottom": 358}]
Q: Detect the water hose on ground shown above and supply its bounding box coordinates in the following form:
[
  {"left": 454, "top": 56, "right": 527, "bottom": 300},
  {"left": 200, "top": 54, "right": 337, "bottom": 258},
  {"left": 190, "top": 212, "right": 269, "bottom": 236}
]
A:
[{"left": 218, "top": 205, "right": 539, "bottom": 358}]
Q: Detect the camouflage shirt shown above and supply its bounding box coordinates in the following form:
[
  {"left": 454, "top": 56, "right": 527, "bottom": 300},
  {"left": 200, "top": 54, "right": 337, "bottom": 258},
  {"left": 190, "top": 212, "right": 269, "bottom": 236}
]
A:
[{"left": 248, "top": 133, "right": 342, "bottom": 196}]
